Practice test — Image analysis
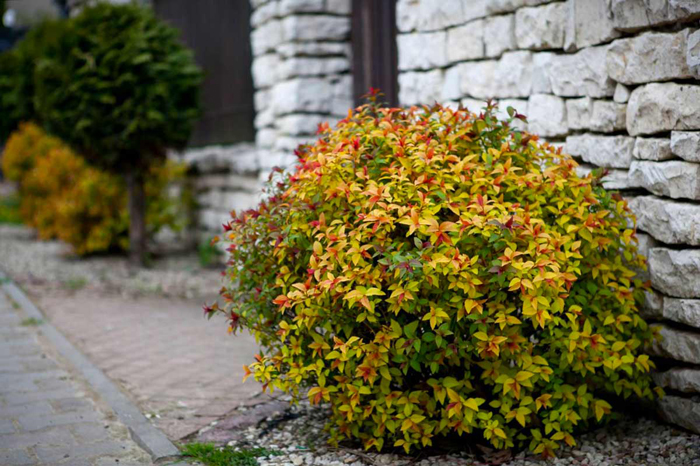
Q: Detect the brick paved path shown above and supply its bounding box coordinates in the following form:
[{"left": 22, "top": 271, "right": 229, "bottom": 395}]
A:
[
  {"left": 0, "top": 291, "right": 152, "bottom": 466},
  {"left": 33, "top": 290, "right": 264, "bottom": 440}
]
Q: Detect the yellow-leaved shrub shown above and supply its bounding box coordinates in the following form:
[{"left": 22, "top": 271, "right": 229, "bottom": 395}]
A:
[
  {"left": 213, "top": 101, "right": 659, "bottom": 457},
  {"left": 2, "top": 122, "right": 188, "bottom": 255}
]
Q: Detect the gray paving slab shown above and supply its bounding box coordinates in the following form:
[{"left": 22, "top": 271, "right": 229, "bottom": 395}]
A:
[{"left": 0, "top": 289, "right": 154, "bottom": 465}]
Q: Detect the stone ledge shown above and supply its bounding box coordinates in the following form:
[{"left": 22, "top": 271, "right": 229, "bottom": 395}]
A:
[
  {"left": 649, "top": 248, "right": 700, "bottom": 299},
  {"left": 627, "top": 83, "right": 700, "bottom": 136},
  {"left": 629, "top": 161, "right": 700, "bottom": 201},
  {"left": 628, "top": 196, "right": 700, "bottom": 245},
  {"left": 651, "top": 324, "right": 700, "bottom": 365},
  {"left": 657, "top": 395, "right": 700, "bottom": 435}
]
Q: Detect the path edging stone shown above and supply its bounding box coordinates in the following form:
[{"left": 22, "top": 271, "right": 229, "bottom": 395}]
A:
[{"left": 0, "top": 269, "right": 182, "bottom": 462}]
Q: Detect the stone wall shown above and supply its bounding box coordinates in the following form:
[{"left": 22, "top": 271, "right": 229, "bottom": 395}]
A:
[
  {"left": 182, "top": 0, "right": 353, "bottom": 237},
  {"left": 396, "top": 0, "right": 700, "bottom": 431}
]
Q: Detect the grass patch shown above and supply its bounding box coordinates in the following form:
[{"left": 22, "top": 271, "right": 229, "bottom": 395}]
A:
[
  {"left": 63, "top": 277, "right": 88, "bottom": 291},
  {"left": 180, "top": 443, "right": 280, "bottom": 466},
  {"left": 0, "top": 194, "right": 22, "bottom": 225},
  {"left": 198, "top": 240, "right": 223, "bottom": 268},
  {"left": 20, "top": 317, "right": 43, "bottom": 326}
]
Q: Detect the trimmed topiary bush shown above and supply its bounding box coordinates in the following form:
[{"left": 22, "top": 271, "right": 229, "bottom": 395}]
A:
[
  {"left": 3, "top": 122, "right": 188, "bottom": 255},
  {"left": 213, "top": 101, "right": 659, "bottom": 457},
  {"left": 30, "top": 2, "right": 202, "bottom": 264}
]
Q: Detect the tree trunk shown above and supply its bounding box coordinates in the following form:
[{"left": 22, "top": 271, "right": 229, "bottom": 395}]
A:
[{"left": 126, "top": 170, "right": 147, "bottom": 267}]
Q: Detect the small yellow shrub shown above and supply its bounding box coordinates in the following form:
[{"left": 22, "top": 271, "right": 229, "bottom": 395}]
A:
[
  {"left": 3, "top": 122, "right": 188, "bottom": 255},
  {"left": 214, "top": 101, "right": 659, "bottom": 457}
]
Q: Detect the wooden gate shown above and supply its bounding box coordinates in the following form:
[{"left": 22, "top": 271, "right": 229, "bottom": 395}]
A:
[{"left": 153, "top": 0, "right": 256, "bottom": 147}]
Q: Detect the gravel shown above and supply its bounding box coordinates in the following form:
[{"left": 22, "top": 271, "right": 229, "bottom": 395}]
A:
[
  {"left": 194, "top": 399, "right": 700, "bottom": 466},
  {"left": 0, "top": 224, "right": 222, "bottom": 299}
]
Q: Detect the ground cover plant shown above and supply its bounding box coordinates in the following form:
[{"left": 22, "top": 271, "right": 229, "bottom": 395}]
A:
[
  {"left": 213, "top": 99, "right": 659, "bottom": 458},
  {"left": 181, "top": 443, "right": 280, "bottom": 466}
]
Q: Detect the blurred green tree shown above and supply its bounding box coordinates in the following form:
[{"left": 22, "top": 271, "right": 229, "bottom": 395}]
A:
[{"left": 33, "top": 2, "right": 202, "bottom": 265}]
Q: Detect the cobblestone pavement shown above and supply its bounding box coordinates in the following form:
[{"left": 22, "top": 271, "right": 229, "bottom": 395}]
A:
[
  {"left": 32, "top": 289, "right": 265, "bottom": 441},
  {"left": 0, "top": 290, "right": 153, "bottom": 466}
]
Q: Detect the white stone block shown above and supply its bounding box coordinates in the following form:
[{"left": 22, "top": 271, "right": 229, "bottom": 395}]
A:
[
  {"left": 256, "top": 128, "right": 277, "bottom": 149},
  {"left": 276, "top": 42, "right": 350, "bottom": 59},
  {"left": 527, "top": 94, "right": 567, "bottom": 137},
  {"left": 326, "top": 0, "right": 351, "bottom": 15},
  {"left": 629, "top": 196, "right": 700, "bottom": 245},
  {"left": 649, "top": 249, "right": 700, "bottom": 299},
  {"left": 629, "top": 160, "right": 700, "bottom": 200},
  {"left": 277, "top": 114, "right": 329, "bottom": 136},
  {"left": 398, "top": 32, "right": 447, "bottom": 71},
  {"left": 611, "top": 0, "right": 700, "bottom": 32},
  {"left": 633, "top": 138, "right": 674, "bottom": 161},
  {"left": 483, "top": 14, "right": 516, "bottom": 57},
  {"left": 398, "top": 70, "right": 445, "bottom": 106},
  {"left": 569, "top": 0, "right": 620, "bottom": 48},
  {"left": 606, "top": 30, "right": 694, "bottom": 85},
  {"left": 548, "top": 45, "right": 615, "bottom": 98},
  {"left": 515, "top": 3, "right": 567, "bottom": 50},
  {"left": 278, "top": 0, "right": 324, "bottom": 15},
  {"left": 446, "top": 20, "right": 484, "bottom": 63},
  {"left": 251, "top": 19, "right": 284, "bottom": 56},
  {"left": 566, "top": 134, "right": 634, "bottom": 168},
  {"left": 396, "top": 0, "right": 480, "bottom": 32},
  {"left": 671, "top": 131, "right": 700, "bottom": 162},
  {"left": 627, "top": 83, "right": 700, "bottom": 136},
  {"left": 278, "top": 57, "right": 350, "bottom": 80},
  {"left": 252, "top": 53, "right": 280, "bottom": 89},
  {"left": 272, "top": 78, "right": 333, "bottom": 114},
  {"left": 613, "top": 83, "right": 630, "bottom": 103},
  {"left": 250, "top": 1, "right": 278, "bottom": 27},
  {"left": 688, "top": 29, "right": 700, "bottom": 77},
  {"left": 531, "top": 52, "right": 554, "bottom": 94},
  {"left": 282, "top": 15, "right": 350, "bottom": 42}
]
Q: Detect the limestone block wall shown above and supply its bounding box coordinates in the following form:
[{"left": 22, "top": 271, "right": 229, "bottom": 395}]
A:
[
  {"left": 250, "top": 0, "right": 353, "bottom": 167},
  {"left": 183, "top": 0, "right": 353, "bottom": 236},
  {"left": 396, "top": 0, "right": 700, "bottom": 431}
]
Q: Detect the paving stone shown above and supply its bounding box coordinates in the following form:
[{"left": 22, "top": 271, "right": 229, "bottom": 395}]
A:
[
  {"left": 34, "top": 440, "right": 129, "bottom": 464},
  {"left": 0, "top": 450, "right": 34, "bottom": 466},
  {"left": 0, "top": 427, "right": 76, "bottom": 449},
  {"left": 0, "top": 290, "right": 152, "bottom": 465},
  {"left": 0, "top": 417, "right": 16, "bottom": 434},
  {"left": 627, "top": 83, "right": 700, "bottom": 136},
  {"left": 0, "top": 400, "right": 53, "bottom": 419}
]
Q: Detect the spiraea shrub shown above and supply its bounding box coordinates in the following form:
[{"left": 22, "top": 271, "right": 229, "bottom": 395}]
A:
[{"left": 214, "top": 101, "right": 659, "bottom": 457}]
